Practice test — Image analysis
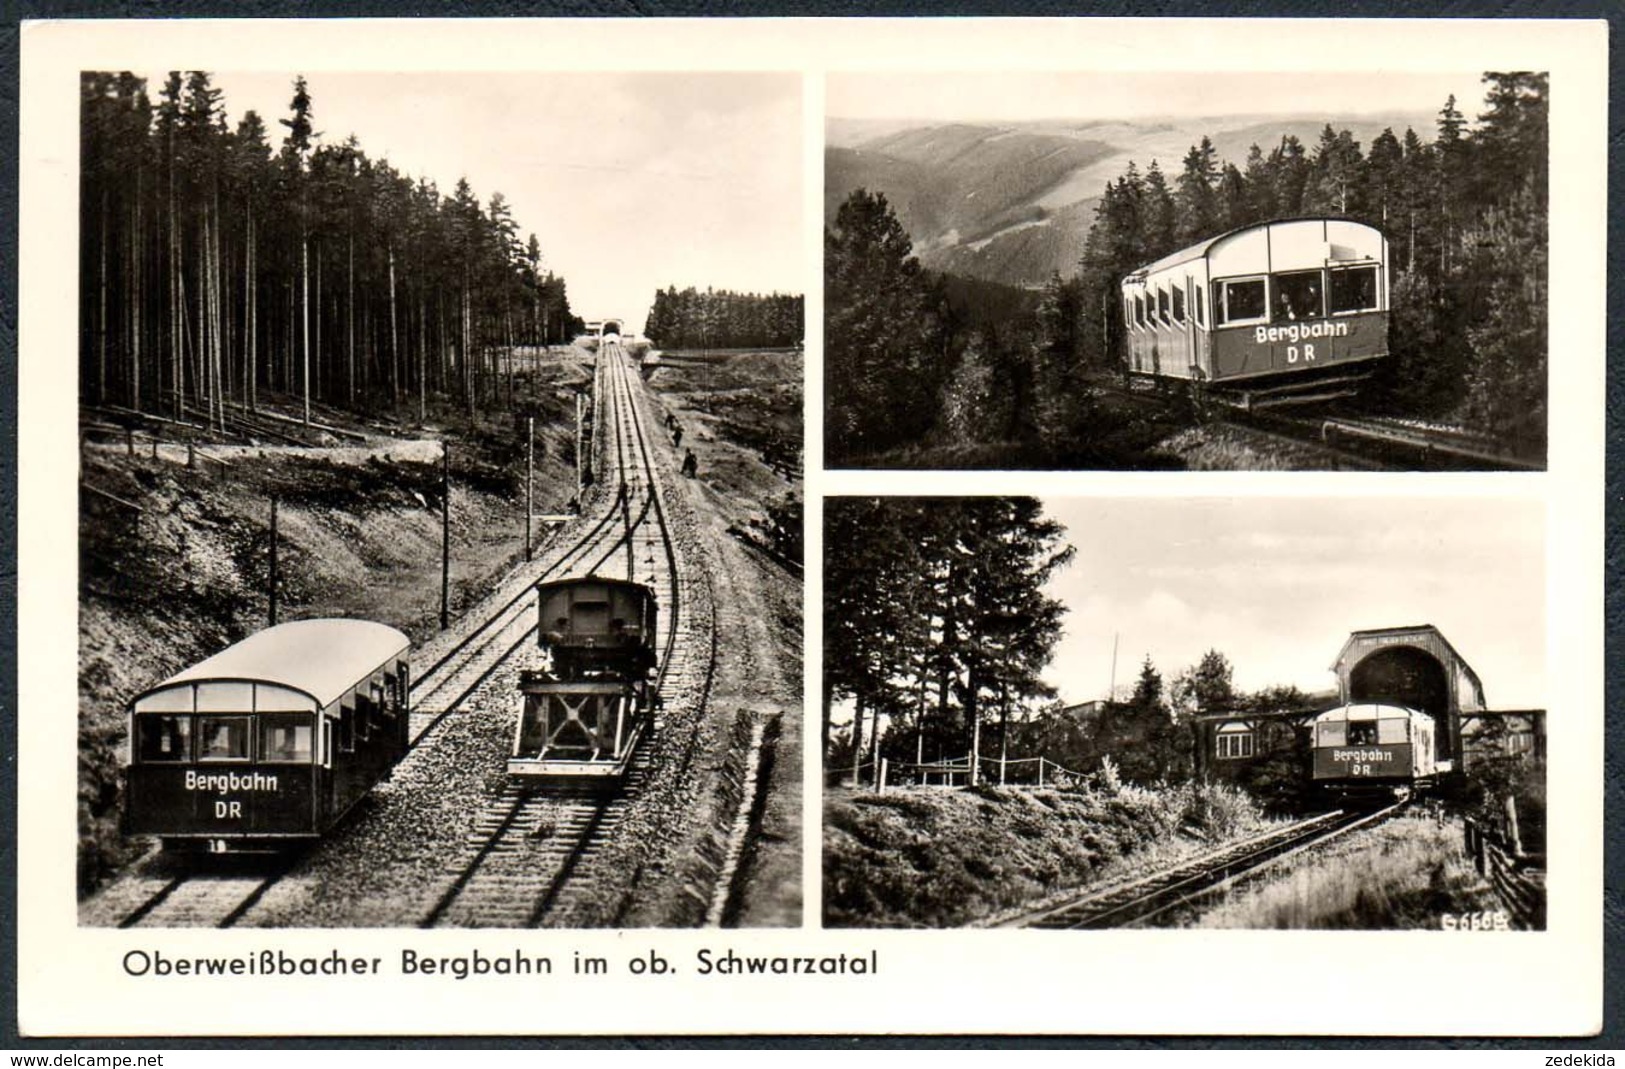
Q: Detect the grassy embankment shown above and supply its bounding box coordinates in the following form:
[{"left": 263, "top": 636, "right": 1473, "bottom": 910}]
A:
[
  {"left": 823, "top": 781, "right": 1264, "bottom": 928},
  {"left": 645, "top": 349, "right": 803, "bottom": 565},
  {"left": 1177, "top": 812, "right": 1501, "bottom": 929}
]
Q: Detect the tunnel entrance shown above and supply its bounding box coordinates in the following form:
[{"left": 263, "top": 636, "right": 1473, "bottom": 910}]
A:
[
  {"left": 601, "top": 320, "right": 622, "bottom": 338},
  {"left": 1349, "top": 646, "right": 1451, "bottom": 760}
]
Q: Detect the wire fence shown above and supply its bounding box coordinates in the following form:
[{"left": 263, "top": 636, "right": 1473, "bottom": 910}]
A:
[{"left": 826, "top": 752, "right": 1092, "bottom": 792}]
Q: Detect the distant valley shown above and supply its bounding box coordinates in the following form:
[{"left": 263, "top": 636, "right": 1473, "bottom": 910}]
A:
[{"left": 825, "top": 112, "right": 1436, "bottom": 288}]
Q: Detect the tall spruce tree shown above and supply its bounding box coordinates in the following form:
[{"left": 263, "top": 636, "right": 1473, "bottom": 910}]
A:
[{"left": 824, "top": 189, "right": 938, "bottom": 463}]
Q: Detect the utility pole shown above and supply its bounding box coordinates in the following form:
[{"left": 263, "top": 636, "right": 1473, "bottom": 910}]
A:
[
  {"left": 525, "top": 416, "right": 534, "bottom": 562},
  {"left": 268, "top": 496, "right": 279, "bottom": 627},
  {"left": 1109, "top": 632, "right": 1120, "bottom": 703},
  {"left": 440, "top": 442, "right": 450, "bottom": 630},
  {"left": 970, "top": 713, "right": 981, "bottom": 787}
]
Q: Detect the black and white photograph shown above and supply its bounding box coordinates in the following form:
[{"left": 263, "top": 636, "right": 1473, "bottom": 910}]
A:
[
  {"left": 16, "top": 15, "right": 1605, "bottom": 1041},
  {"left": 72, "top": 69, "right": 805, "bottom": 929},
  {"left": 822, "top": 496, "right": 1546, "bottom": 931},
  {"left": 824, "top": 71, "right": 1549, "bottom": 471}
]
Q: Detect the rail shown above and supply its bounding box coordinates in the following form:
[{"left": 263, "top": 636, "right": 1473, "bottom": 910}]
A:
[
  {"left": 995, "top": 802, "right": 1405, "bottom": 929},
  {"left": 417, "top": 340, "right": 697, "bottom": 929},
  {"left": 107, "top": 342, "right": 687, "bottom": 931}
]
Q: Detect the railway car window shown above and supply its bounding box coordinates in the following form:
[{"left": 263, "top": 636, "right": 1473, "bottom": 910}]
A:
[
  {"left": 136, "top": 715, "right": 192, "bottom": 762},
  {"left": 338, "top": 702, "right": 356, "bottom": 753},
  {"left": 355, "top": 693, "right": 373, "bottom": 741},
  {"left": 1377, "top": 718, "right": 1408, "bottom": 745},
  {"left": 197, "top": 716, "right": 251, "bottom": 762},
  {"left": 259, "top": 715, "right": 314, "bottom": 763},
  {"left": 384, "top": 669, "right": 407, "bottom": 716},
  {"left": 1329, "top": 266, "right": 1379, "bottom": 314},
  {"left": 1134, "top": 295, "right": 1146, "bottom": 328},
  {"left": 1194, "top": 285, "right": 1204, "bottom": 326},
  {"left": 1217, "top": 278, "right": 1266, "bottom": 325},
  {"left": 1123, "top": 298, "right": 1134, "bottom": 331},
  {"left": 1317, "top": 720, "right": 1347, "bottom": 747},
  {"left": 1272, "top": 270, "right": 1324, "bottom": 321},
  {"left": 1156, "top": 288, "right": 1170, "bottom": 324},
  {"left": 1345, "top": 721, "right": 1378, "bottom": 747},
  {"left": 1171, "top": 284, "right": 1186, "bottom": 324}
]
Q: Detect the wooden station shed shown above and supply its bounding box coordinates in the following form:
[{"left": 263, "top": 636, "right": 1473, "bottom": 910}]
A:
[{"left": 1332, "top": 624, "right": 1486, "bottom": 773}]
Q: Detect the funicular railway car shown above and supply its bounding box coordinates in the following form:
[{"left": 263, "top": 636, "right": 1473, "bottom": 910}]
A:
[
  {"left": 509, "top": 576, "right": 659, "bottom": 782},
  {"left": 124, "top": 619, "right": 412, "bottom": 853},
  {"left": 1121, "top": 217, "right": 1390, "bottom": 409},
  {"left": 1309, "top": 702, "right": 1437, "bottom": 803}
]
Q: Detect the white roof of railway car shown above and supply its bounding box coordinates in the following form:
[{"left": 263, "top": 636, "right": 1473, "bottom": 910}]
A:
[
  {"left": 1125, "top": 216, "right": 1385, "bottom": 283},
  {"left": 1314, "top": 702, "right": 1426, "bottom": 722},
  {"left": 135, "top": 619, "right": 410, "bottom": 709}
]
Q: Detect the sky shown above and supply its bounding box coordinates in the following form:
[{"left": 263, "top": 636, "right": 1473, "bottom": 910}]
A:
[
  {"left": 1039, "top": 496, "right": 1545, "bottom": 710},
  {"left": 168, "top": 71, "right": 803, "bottom": 332},
  {"left": 827, "top": 71, "right": 1486, "bottom": 126}
]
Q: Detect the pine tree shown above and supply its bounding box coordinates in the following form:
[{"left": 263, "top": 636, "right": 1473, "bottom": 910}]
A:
[
  {"left": 1174, "top": 137, "right": 1220, "bottom": 244},
  {"left": 824, "top": 189, "right": 937, "bottom": 463},
  {"left": 1142, "top": 160, "right": 1177, "bottom": 256},
  {"left": 1243, "top": 142, "right": 1278, "bottom": 220},
  {"left": 1365, "top": 128, "right": 1404, "bottom": 231}
]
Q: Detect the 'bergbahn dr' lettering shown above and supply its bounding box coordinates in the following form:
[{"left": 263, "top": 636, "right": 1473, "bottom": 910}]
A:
[
  {"left": 1254, "top": 320, "right": 1351, "bottom": 345},
  {"left": 1332, "top": 748, "right": 1394, "bottom": 763},
  {"left": 184, "top": 770, "right": 280, "bottom": 794}
]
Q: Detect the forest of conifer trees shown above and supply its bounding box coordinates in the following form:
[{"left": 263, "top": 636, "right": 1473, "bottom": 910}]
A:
[
  {"left": 823, "top": 497, "right": 1316, "bottom": 796},
  {"left": 823, "top": 497, "right": 1072, "bottom": 777},
  {"left": 642, "top": 286, "right": 804, "bottom": 350},
  {"left": 79, "top": 72, "right": 581, "bottom": 430},
  {"left": 825, "top": 73, "right": 1549, "bottom": 467}
]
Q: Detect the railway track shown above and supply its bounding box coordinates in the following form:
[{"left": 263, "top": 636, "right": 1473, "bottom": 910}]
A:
[
  {"left": 1091, "top": 374, "right": 1542, "bottom": 471},
  {"left": 421, "top": 339, "right": 697, "bottom": 928},
  {"left": 100, "top": 339, "right": 707, "bottom": 930},
  {"left": 1210, "top": 412, "right": 1390, "bottom": 471},
  {"left": 997, "top": 802, "right": 1405, "bottom": 930}
]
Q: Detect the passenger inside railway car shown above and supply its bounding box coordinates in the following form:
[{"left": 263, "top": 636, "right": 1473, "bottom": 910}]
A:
[
  {"left": 1274, "top": 271, "right": 1323, "bottom": 321},
  {"left": 1346, "top": 720, "right": 1379, "bottom": 746}
]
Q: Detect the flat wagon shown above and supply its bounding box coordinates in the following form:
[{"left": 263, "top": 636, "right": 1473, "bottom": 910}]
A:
[
  {"left": 509, "top": 576, "right": 659, "bottom": 783},
  {"left": 124, "top": 619, "right": 412, "bottom": 853}
]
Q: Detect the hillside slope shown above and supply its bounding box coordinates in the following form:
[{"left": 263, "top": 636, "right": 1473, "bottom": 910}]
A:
[{"left": 826, "top": 111, "right": 1435, "bottom": 287}]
